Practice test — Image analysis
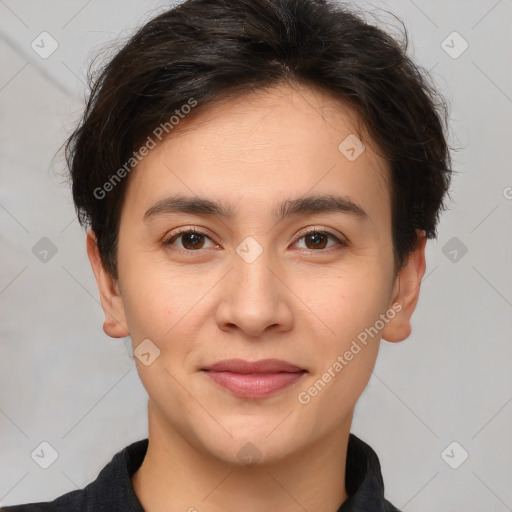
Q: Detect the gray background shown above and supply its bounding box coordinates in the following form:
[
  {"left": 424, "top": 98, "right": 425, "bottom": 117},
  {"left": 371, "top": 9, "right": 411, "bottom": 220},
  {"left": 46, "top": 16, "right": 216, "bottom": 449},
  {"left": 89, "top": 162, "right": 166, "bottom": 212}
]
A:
[{"left": 1, "top": 0, "right": 511, "bottom": 510}]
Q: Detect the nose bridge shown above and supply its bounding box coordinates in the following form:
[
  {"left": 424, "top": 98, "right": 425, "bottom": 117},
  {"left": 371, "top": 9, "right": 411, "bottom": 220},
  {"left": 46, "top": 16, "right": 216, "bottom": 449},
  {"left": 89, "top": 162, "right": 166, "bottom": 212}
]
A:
[
  {"left": 232, "top": 239, "right": 278, "bottom": 306},
  {"left": 215, "top": 237, "right": 293, "bottom": 335}
]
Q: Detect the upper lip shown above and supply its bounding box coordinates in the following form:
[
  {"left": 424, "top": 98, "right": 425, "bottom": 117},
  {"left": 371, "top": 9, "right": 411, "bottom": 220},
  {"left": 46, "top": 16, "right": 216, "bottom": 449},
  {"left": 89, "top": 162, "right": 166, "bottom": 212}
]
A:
[{"left": 202, "top": 358, "right": 305, "bottom": 374}]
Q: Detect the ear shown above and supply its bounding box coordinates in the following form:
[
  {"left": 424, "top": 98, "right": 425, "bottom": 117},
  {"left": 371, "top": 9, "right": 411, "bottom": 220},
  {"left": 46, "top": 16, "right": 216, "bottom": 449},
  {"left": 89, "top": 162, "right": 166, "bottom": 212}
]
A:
[
  {"left": 382, "top": 230, "right": 427, "bottom": 343},
  {"left": 86, "top": 230, "right": 130, "bottom": 338}
]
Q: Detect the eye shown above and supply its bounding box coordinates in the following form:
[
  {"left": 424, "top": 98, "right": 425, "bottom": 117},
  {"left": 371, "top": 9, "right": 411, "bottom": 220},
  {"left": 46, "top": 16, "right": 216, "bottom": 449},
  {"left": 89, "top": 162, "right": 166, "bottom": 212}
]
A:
[
  {"left": 293, "top": 228, "right": 347, "bottom": 251},
  {"left": 163, "top": 227, "right": 347, "bottom": 252},
  {"left": 163, "top": 228, "right": 219, "bottom": 251}
]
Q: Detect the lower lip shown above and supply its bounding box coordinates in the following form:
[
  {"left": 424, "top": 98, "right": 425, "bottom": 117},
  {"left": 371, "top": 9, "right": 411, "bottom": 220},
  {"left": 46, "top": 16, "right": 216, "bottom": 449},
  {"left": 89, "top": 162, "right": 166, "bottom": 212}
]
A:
[{"left": 203, "top": 370, "right": 307, "bottom": 398}]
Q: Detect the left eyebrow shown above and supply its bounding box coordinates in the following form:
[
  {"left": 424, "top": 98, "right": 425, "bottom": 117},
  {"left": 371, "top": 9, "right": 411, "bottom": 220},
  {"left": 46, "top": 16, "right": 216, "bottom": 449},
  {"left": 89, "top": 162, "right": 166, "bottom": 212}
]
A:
[
  {"left": 142, "top": 193, "right": 369, "bottom": 223},
  {"left": 275, "top": 194, "right": 368, "bottom": 222}
]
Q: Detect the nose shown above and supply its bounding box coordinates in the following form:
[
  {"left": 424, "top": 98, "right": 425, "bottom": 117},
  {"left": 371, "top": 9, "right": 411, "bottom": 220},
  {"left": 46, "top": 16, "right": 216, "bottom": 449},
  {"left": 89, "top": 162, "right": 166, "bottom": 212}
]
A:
[{"left": 213, "top": 247, "right": 294, "bottom": 337}]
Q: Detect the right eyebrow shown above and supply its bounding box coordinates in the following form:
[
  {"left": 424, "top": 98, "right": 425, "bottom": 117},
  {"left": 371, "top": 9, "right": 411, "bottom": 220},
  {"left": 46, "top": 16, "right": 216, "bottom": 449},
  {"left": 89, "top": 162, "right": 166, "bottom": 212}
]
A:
[{"left": 143, "top": 195, "right": 233, "bottom": 222}]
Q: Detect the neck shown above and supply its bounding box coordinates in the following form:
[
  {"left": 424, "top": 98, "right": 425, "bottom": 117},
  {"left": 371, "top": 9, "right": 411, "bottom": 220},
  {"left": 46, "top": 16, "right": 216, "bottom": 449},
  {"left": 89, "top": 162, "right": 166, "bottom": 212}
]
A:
[{"left": 132, "top": 400, "right": 351, "bottom": 512}]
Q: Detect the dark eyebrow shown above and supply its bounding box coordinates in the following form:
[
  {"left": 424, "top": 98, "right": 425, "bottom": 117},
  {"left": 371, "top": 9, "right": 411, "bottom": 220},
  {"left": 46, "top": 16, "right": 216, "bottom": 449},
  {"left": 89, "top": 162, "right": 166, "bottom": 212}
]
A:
[
  {"left": 143, "top": 193, "right": 368, "bottom": 223},
  {"left": 276, "top": 194, "right": 368, "bottom": 222}
]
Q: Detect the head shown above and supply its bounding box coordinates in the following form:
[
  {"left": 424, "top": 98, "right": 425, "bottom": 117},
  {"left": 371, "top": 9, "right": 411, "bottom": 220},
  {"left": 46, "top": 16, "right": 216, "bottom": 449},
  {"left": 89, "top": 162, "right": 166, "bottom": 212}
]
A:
[{"left": 65, "top": 0, "right": 451, "bottom": 465}]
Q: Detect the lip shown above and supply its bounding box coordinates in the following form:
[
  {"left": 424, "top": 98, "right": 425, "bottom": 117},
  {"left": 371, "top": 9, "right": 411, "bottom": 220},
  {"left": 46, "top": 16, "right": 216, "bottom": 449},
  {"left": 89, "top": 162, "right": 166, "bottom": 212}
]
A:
[
  {"left": 201, "top": 358, "right": 307, "bottom": 399},
  {"left": 202, "top": 358, "right": 305, "bottom": 374}
]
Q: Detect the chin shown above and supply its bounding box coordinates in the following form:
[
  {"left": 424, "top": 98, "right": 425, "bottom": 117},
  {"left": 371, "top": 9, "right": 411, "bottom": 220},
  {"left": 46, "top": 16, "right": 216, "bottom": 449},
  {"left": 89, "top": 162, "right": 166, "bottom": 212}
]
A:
[{"left": 195, "top": 419, "right": 299, "bottom": 467}]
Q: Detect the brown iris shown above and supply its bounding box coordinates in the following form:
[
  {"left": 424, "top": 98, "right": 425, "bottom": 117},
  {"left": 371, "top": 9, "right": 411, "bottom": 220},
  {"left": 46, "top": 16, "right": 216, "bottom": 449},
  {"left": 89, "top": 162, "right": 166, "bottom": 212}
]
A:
[{"left": 304, "top": 231, "right": 328, "bottom": 250}]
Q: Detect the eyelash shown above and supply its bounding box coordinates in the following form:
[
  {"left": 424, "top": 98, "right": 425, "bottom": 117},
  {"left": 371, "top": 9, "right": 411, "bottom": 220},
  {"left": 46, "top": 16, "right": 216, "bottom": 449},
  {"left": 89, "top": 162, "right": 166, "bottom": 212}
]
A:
[{"left": 162, "top": 227, "right": 347, "bottom": 253}]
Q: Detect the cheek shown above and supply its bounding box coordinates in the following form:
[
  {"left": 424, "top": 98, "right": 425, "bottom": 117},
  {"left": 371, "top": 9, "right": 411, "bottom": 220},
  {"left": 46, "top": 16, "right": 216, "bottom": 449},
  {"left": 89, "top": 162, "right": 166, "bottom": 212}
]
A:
[
  {"left": 296, "top": 273, "right": 387, "bottom": 422},
  {"left": 123, "top": 276, "right": 196, "bottom": 344},
  {"left": 122, "top": 275, "right": 198, "bottom": 401},
  {"left": 118, "top": 244, "right": 195, "bottom": 338},
  {"left": 298, "top": 264, "right": 393, "bottom": 340}
]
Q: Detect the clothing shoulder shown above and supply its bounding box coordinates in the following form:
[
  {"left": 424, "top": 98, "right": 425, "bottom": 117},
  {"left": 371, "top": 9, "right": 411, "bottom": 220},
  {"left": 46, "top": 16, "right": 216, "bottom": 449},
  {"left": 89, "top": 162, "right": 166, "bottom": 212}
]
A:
[
  {"left": 1, "top": 487, "right": 87, "bottom": 512},
  {"left": 339, "top": 433, "right": 403, "bottom": 512},
  {"left": 1, "top": 438, "right": 148, "bottom": 512},
  {"left": 384, "top": 498, "right": 403, "bottom": 512}
]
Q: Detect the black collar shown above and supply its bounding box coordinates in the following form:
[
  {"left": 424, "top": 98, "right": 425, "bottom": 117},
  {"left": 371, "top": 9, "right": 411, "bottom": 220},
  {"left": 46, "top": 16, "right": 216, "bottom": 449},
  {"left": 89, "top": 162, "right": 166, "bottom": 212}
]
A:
[
  {"left": 338, "top": 433, "right": 401, "bottom": 511},
  {"left": 96, "top": 433, "right": 401, "bottom": 512},
  {"left": 3, "top": 433, "right": 401, "bottom": 511}
]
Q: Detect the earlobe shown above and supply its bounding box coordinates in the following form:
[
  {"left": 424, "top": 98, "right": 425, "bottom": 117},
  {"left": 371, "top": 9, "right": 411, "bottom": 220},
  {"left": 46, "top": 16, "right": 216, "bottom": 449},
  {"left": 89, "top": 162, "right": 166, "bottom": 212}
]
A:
[
  {"left": 86, "top": 230, "right": 130, "bottom": 338},
  {"left": 382, "top": 231, "right": 427, "bottom": 343}
]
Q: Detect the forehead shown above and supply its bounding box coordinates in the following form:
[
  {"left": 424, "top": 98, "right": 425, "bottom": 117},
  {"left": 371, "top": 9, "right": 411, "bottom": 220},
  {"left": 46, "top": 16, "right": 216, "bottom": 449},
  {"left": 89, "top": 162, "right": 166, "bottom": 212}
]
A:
[{"left": 122, "top": 82, "right": 391, "bottom": 226}]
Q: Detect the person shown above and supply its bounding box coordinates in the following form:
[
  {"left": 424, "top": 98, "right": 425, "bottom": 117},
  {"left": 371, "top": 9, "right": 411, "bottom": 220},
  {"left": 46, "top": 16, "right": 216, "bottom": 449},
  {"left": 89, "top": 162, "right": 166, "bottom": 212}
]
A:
[{"left": 2, "top": 0, "right": 452, "bottom": 510}]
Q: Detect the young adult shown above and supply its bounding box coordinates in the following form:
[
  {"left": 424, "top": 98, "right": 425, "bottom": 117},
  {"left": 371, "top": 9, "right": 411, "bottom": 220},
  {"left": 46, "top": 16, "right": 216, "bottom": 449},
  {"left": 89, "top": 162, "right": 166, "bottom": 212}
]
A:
[{"left": 3, "top": 0, "right": 451, "bottom": 510}]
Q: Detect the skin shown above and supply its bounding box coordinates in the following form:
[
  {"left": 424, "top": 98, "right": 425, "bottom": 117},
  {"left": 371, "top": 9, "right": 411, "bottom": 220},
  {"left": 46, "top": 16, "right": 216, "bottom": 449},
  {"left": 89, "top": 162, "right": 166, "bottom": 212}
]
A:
[{"left": 87, "top": 81, "right": 426, "bottom": 512}]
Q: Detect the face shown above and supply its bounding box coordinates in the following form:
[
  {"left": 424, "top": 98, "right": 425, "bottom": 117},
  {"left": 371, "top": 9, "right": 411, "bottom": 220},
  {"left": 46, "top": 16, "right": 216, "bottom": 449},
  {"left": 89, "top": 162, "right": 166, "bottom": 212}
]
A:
[{"left": 88, "top": 82, "right": 425, "bottom": 466}]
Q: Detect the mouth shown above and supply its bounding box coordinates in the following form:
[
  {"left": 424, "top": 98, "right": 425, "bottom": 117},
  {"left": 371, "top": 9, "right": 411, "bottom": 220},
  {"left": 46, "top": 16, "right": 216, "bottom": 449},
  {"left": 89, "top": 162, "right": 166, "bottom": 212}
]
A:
[{"left": 201, "top": 358, "right": 307, "bottom": 399}]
